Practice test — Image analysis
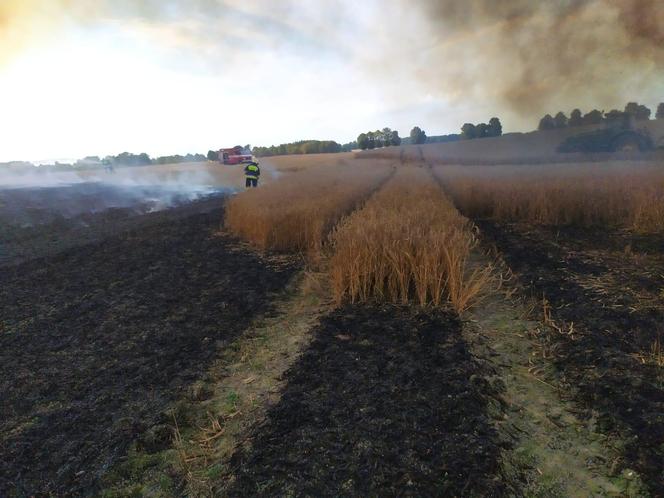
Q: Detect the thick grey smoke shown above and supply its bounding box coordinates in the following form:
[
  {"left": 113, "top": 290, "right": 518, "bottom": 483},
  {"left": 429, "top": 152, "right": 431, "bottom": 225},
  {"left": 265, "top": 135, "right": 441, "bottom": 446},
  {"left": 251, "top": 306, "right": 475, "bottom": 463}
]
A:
[
  {"left": 408, "top": 0, "right": 664, "bottom": 116},
  {"left": 3, "top": 0, "right": 663, "bottom": 133}
]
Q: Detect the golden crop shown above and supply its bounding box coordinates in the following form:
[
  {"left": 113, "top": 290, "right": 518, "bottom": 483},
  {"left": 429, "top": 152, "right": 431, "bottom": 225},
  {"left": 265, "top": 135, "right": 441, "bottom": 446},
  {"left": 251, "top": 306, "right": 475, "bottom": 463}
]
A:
[
  {"left": 434, "top": 163, "right": 664, "bottom": 232},
  {"left": 328, "top": 166, "right": 490, "bottom": 312}
]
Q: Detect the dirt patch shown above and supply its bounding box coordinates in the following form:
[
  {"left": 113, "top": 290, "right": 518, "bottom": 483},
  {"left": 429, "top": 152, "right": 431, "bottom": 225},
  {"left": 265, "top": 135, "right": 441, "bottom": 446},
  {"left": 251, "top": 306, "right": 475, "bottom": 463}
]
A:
[
  {"left": 0, "top": 199, "right": 299, "bottom": 496},
  {"left": 223, "top": 304, "right": 511, "bottom": 497},
  {"left": 476, "top": 220, "right": 664, "bottom": 496}
]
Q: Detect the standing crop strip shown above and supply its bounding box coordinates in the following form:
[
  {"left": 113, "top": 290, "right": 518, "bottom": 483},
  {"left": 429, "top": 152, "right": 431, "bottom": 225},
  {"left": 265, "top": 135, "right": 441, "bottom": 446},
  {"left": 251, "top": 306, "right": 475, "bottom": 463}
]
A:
[
  {"left": 328, "top": 167, "right": 490, "bottom": 312},
  {"left": 224, "top": 162, "right": 393, "bottom": 257},
  {"left": 434, "top": 163, "right": 664, "bottom": 232}
]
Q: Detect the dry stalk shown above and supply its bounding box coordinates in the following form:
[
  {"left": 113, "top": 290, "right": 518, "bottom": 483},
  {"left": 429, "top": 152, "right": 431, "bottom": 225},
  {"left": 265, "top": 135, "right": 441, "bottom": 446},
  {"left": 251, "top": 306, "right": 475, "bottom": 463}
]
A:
[
  {"left": 433, "top": 163, "right": 664, "bottom": 232},
  {"left": 328, "top": 166, "right": 491, "bottom": 312},
  {"left": 224, "top": 161, "right": 393, "bottom": 257}
]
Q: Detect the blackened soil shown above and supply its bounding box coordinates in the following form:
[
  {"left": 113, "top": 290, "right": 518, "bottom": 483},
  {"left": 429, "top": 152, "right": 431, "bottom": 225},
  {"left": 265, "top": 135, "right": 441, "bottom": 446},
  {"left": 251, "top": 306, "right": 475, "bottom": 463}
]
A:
[
  {"left": 0, "top": 187, "right": 227, "bottom": 267},
  {"left": 0, "top": 198, "right": 298, "bottom": 497},
  {"left": 477, "top": 220, "right": 664, "bottom": 496},
  {"left": 226, "top": 304, "right": 509, "bottom": 497}
]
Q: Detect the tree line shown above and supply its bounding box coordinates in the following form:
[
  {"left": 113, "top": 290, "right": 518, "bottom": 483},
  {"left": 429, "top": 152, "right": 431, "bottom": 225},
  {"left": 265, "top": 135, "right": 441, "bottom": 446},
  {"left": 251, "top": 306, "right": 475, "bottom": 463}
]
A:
[
  {"left": 251, "top": 140, "right": 342, "bottom": 157},
  {"left": 538, "top": 102, "right": 664, "bottom": 131},
  {"left": 356, "top": 128, "right": 403, "bottom": 150},
  {"left": 460, "top": 118, "right": 503, "bottom": 140},
  {"left": 23, "top": 152, "right": 210, "bottom": 170}
]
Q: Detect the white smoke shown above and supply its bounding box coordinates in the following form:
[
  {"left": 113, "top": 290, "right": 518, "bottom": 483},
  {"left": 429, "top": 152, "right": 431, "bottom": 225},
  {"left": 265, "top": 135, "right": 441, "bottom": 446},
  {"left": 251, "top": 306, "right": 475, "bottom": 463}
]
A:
[{"left": 0, "top": 163, "right": 243, "bottom": 226}]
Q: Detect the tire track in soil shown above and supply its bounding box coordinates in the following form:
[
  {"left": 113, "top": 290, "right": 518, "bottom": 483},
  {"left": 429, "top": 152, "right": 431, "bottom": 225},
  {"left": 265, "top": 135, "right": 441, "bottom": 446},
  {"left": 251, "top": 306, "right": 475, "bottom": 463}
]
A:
[
  {"left": 475, "top": 220, "right": 664, "bottom": 496},
  {"left": 0, "top": 199, "right": 299, "bottom": 496},
  {"left": 223, "top": 304, "right": 511, "bottom": 497}
]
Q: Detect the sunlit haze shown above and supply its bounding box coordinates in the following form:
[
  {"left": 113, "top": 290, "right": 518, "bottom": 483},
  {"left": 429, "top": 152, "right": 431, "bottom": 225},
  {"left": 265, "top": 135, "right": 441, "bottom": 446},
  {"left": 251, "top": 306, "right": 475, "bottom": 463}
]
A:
[{"left": 1, "top": 0, "right": 663, "bottom": 162}]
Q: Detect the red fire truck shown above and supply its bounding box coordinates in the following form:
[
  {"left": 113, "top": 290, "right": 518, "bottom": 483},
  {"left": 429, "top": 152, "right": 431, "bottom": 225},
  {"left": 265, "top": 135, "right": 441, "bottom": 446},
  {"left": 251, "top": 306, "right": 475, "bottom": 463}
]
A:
[{"left": 218, "top": 146, "right": 252, "bottom": 165}]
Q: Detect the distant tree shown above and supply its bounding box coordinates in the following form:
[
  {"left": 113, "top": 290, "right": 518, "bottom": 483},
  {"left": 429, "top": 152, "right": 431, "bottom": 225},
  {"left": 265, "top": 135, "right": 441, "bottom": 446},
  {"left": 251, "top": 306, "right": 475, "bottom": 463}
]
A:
[
  {"left": 111, "top": 152, "right": 152, "bottom": 166},
  {"left": 488, "top": 117, "right": 502, "bottom": 137},
  {"left": 475, "top": 123, "right": 489, "bottom": 138},
  {"left": 538, "top": 114, "right": 556, "bottom": 131},
  {"left": 367, "top": 132, "right": 376, "bottom": 150},
  {"left": 553, "top": 112, "right": 568, "bottom": 128},
  {"left": 357, "top": 133, "right": 369, "bottom": 150},
  {"left": 374, "top": 130, "right": 384, "bottom": 148},
  {"left": 461, "top": 123, "right": 476, "bottom": 139},
  {"left": 341, "top": 141, "right": 358, "bottom": 152},
  {"left": 390, "top": 130, "right": 401, "bottom": 146},
  {"left": 657, "top": 103, "right": 664, "bottom": 119},
  {"left": 381, "top": 128, "right": 392, "bottom": 147},
  {"left": 582, "top": 109, "right": 604, "bottom": 125},
  {"left": 569, "top": 108, "right": 583, "bottom": 127},
  {"left": 604, "top": 109, "right": 626, "bottom": 121},
  {"left": 207, "top": 150, "right": 218, "bottom": 161},
  {"left": 410, "top": 126, "right": 427, "bottom": 145},
  {"left": 624, "top": 102, "right": 651, "bottom": 121}
]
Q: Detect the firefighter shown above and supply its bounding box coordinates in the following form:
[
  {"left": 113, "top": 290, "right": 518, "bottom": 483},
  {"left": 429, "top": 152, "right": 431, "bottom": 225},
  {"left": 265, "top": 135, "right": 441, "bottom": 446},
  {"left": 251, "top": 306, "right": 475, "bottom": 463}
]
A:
[{"left": 244, "top": 160, "right": 260, "bottom": 188}]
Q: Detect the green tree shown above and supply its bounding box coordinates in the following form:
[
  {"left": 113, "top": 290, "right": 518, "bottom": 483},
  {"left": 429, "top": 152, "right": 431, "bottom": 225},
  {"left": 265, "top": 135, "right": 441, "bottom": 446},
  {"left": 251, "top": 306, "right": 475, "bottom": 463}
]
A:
[
  {"left": 461, "top": 123, "right": 476, "bottom": 139},
  {"left": 554, "top": 112, "right": 568, "bottom": 128},
  {"left": 367, "top": 132, "right": 376, "bottom": 149},
  {"left": 381, "top": 127, "right": 392, "bottom": 147},
  {"left": 357, "top": 133, "right": 369, "bottom": 150},
  {"left": 582, "top": 109, "right": 603, "bottom": 125},
  {"left": 538, "top": 114, "right": 555, "bottom": 130},
  {"left": 488, "top": 117, "right": 502, "bottom": 137},
  {"left": 475, "top": 123, "right": 489, "bottom": 138},
  {"left": 342, "top": 141, "right": 358, "bottom": 152},
  {"left": 410, "top": 126, "right": 427, "bottom": 145},
  {"left": 604, "top": 109, "right": 626, "bottom": 121},
  {"left": 374, "top": 130, "right": 384, "bottom": 148},
  {"left": 624, "top": 102, "right": 651, "bottom": 120},
  {"left": 569, "top": 109, "right": 583, "bottom": 127},
  {"left": 390, "top": 130, "right": 401, "bottom": 146},
  {"left": 657, "top": 103, "right": 664, "bottom": 119},
  {"left": 207, "top": 150, "right": 218, "bottom": 161}
]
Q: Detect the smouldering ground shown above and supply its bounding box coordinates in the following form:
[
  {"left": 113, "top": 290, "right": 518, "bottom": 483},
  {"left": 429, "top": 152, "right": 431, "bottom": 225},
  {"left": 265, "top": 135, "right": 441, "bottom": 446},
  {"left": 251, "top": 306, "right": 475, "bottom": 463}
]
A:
[{"left": 0, "top": 196, "right": 298, "bottom": 496}]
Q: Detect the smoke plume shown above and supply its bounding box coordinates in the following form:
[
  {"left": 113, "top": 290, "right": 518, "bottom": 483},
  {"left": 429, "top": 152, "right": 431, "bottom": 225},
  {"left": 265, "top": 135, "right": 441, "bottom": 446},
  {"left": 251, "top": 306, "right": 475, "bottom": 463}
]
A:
[
  {"left": 407, "top": 0, "right": 664, "bottom": 116},
  {"left": 1, "top": 0, "right": 663, "bottom": 129}
]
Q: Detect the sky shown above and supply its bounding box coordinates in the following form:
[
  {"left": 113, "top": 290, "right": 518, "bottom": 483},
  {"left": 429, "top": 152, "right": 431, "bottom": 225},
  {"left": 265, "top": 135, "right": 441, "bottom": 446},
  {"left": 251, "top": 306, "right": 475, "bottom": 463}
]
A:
[{"left": 0, "top": 0, "right": 663, "bottom": 162}]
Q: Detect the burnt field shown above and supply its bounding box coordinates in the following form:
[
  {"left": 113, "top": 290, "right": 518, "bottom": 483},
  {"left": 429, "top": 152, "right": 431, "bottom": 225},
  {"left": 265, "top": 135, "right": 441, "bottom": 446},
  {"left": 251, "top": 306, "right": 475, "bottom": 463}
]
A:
[
  {"left": 0, "top": 191, "right": 298, "bottom": 496},
  {"left": 0, "top": 182, "right": 230, "bottom": 266},
  {"left": 224, "top": 304, "right": 510, "bottom": 497},
  {"left": 477, "top": 220, "right": 664, "bottom": 494}
]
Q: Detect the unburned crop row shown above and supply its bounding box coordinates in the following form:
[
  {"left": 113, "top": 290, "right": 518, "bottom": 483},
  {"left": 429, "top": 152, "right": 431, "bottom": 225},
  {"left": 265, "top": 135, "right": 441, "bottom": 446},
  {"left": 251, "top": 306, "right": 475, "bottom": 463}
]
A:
[
  {"left": 224, "top": 161, "right": 393, "bottom": 256},
  {"left": 328, "top": 167, "right": 490, "bottom": 312},
  {"left": 434, "top": 163, "right": 664, "bottom": 232}
]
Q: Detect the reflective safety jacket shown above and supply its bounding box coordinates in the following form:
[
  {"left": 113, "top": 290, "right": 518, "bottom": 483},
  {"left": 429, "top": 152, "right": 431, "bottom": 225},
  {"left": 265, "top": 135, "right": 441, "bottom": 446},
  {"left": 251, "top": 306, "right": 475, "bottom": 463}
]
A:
[{"left": 244, "top": 162, "right": 260, "bottom": 180}]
